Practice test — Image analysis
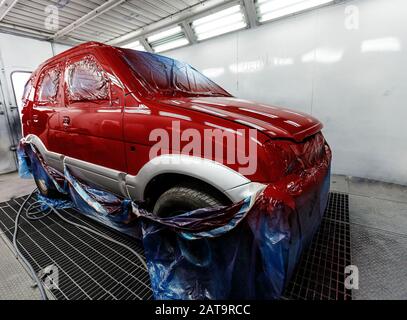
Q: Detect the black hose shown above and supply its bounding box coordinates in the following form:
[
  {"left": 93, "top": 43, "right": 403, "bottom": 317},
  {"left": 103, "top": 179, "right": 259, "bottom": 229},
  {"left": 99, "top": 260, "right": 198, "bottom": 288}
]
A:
[
  {"left": 43, "top": 204, "right": 148, "bottom": 271},
  {"left": 13, "top": 189, "right": 148, "bottom": 300},
  {"left": 13, "top": 188, "right": 48, "bottom": 300},
  {"left": 25, "top": 201, "right": 52, "bottom": 220}
]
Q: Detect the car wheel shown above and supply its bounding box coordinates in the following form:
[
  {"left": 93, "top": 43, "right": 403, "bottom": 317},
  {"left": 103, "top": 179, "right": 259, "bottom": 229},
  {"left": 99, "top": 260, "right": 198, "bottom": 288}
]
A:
[
  {"left": 153, "top": 185, "right": 225, "bottom": 217},
  {"left": 153, "top": 185, "right": 226, "bottom": 268},
  {"left": 34, "top": 177, "right": 59, "bottom": 198}
]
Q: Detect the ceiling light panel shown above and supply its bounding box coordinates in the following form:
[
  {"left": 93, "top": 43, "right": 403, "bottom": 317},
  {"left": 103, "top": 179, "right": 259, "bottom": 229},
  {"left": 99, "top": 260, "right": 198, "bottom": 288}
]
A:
[
  {"left": 147, "top": 25, "right": 189, "bottom": 53},
  {"left": 191, "top": 4, "right": 247, "bottom": 41},
  {"left": 256, "top": 0, "right": 334, "bottom": 23},
  {"left": 122, "top": 40, "right": 146, "bottom": 51}
]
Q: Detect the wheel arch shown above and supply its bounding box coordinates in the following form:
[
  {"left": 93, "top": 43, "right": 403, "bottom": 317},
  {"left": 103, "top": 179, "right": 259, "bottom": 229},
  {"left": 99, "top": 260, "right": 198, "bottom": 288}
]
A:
[
  {"left": 125, "top": 154, "right": 251, "bottom": 203},
  {"left": 143, "top": 173, "right": 233, "bottom": 211}
]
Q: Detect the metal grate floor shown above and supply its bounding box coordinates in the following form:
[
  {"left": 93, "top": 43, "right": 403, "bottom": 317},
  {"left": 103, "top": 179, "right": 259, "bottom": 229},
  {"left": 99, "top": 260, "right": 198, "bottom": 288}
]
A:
[
  {"left": 0, "top": 196, "right": 152, "bottom": 300},
  {"left": 0, "top": 192, "right": 351, "bottom": 300}
]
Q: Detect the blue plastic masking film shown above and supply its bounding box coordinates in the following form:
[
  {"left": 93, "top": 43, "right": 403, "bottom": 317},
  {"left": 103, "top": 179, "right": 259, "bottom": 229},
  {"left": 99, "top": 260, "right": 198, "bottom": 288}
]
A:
[
  {"left": 36, "top": 193, "right": 73, "bottom": 211},
  {"left": 18, "top": 138, "right": 331, "bottom": 300},
  {"left": 19, "top": 141, "right": 66, "bottom": 194},
  {"left": 142, "top": 169, "right": 330, "bottom": 300},
  {"left": 64, "top": 166, "right": 140, "bottom": 238},
  {"left": 17, "top": 142, "right": 33, "bottom": 179}
]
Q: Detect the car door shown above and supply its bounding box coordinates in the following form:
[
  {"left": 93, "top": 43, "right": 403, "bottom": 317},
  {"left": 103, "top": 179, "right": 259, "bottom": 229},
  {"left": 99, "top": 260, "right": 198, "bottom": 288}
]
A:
[
  {"left": 31, "top": 63, "right": 63, "bottom": 150},
  {"left": 57, "top": 54, "right": 126, "bottom": 172}
]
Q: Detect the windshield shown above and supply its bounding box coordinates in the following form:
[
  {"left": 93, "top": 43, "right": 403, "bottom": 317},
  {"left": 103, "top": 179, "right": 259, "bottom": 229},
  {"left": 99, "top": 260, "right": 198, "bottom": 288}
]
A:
[{"left": 120, "top": 48, "right": 231, "bottom": 98}]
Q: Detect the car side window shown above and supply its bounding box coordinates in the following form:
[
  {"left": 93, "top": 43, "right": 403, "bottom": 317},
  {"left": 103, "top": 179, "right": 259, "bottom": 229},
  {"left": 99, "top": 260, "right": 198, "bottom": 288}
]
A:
[
  {"left": 65, "top": 56, "right": 109, "bottom": 102},
  {"left": 37, "top": 67, "right": 60, "bottom": 102},
  {"left": 22, "top": 78, "right": 33, "bottom": 102}
]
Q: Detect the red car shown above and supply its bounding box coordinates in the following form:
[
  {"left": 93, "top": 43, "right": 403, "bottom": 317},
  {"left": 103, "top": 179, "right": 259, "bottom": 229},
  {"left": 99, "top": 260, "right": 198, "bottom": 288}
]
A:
[{"left": 21, "top": 42, "right": 330, "bottom": 216}]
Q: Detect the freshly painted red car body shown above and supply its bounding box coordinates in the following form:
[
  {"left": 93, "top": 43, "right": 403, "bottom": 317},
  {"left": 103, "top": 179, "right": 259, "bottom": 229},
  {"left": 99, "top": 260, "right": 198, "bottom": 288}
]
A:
[{"left": 22, "top": 42, "right": 327, "bottom": 204}]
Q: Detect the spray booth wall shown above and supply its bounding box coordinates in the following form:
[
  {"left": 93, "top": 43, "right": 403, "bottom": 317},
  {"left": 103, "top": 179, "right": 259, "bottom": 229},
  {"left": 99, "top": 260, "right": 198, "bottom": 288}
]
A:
[
  {"left": 1, "top": 0, "right": 406, "bottom": 185},
  {"left": 166, "top": 0, "right": 407, "bottom": 185},
  {"left": 0, "top": 33, "right": 70, "bottom": 174}
]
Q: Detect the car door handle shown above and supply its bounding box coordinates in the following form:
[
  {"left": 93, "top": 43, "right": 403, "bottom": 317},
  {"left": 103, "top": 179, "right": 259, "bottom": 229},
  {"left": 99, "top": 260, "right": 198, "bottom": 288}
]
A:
[
  {"left": 63, "top": 116, "right": 70, "bottom": 127},
  {"left": 32, "top": 114, "right": 39, "bottom": 123}
]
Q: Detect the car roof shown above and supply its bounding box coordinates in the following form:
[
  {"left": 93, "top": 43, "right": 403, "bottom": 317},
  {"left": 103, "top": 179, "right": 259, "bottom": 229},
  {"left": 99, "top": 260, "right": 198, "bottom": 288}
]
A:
[{"left": 38, "top": 41, "right": 114, "bottom": 70}]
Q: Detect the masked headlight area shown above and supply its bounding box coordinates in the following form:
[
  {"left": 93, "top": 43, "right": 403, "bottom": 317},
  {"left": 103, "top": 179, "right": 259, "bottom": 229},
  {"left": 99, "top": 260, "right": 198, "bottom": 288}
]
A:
[{"left": 264, "top": 132, "right": 328, "bottom": 179}]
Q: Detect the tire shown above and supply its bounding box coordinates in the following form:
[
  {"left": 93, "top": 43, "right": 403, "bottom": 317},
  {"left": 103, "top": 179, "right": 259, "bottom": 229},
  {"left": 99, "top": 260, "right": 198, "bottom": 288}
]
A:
[
  {"left": 153, "top": 185, "right": 225, "bottom": 268},
  {"left": 153, "top": 185, "right": 225, "bottom": 217},
  {"left": 34, "top": 176, "right": 59, "bottom": 198}
]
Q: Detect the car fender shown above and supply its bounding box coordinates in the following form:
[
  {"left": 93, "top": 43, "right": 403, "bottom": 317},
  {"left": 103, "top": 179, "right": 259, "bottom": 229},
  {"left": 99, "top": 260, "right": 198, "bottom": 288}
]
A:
[{"left": 126, "top": 154, "right": 254, "bottom": 202}]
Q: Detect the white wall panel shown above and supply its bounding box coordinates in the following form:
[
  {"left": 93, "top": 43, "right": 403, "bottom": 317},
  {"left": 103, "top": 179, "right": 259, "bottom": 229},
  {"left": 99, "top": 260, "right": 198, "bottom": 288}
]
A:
[
  {"left": 167, "top": 0, "right": 407, "bottom": 185},
  {"left": 0, "top": 33, "right": 53, "bottom": 72},
  {"left": 52, "top": 43, "right": 72, "bottom": 55}
]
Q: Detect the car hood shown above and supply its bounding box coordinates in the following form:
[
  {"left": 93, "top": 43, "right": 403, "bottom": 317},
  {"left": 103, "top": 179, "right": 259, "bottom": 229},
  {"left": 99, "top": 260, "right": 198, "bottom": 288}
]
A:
[{"left": 157, "top": 96, "right": 323, "bottom": 142}]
